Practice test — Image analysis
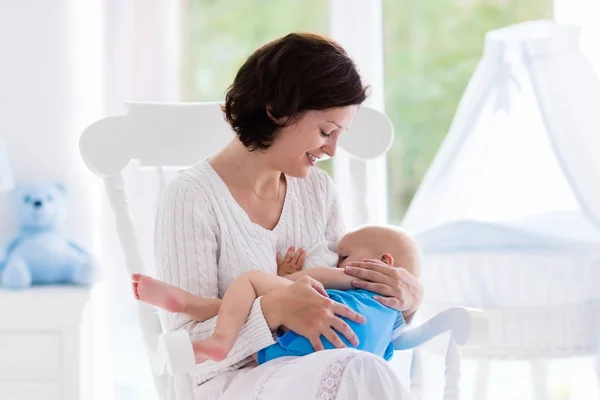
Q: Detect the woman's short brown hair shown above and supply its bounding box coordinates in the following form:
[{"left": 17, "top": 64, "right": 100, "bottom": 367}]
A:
[{"left": 222, "top": 33, "right": 368, "bottom": 151}]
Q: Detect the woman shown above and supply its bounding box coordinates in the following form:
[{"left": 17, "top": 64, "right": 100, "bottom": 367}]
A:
[{"left": 155, "top": 33, "right": 423, "bottom": 399}]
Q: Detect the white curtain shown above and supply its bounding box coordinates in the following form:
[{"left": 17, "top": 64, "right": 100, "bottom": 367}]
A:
[
  {"left": 329, "top": 0, "right": 389, "bottom": 227},
  {"left": 401, "top": 20, "right": 600, "bottom": 241},
  {"left": 97, "top": 2, "right": 181, "bottom": 399},
  {"left": 528, "top": 30, "right": 600, "bottom": 229},
  {"left": 555, "top": 0, "right": 600, "bottom": 72}
]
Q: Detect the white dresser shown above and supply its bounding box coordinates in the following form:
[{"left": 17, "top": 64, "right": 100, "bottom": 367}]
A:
[{"left": 0, "top": 287, "right": 90, "bottom": 400}]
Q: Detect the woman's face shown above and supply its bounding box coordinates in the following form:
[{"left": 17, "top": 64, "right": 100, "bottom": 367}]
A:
[{"left": 268, "top": 105, "right": 358, "bottom": 178}]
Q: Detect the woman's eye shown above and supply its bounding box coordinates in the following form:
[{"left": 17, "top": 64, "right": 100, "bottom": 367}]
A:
[
  {"left": 339, "top": 255, "right": 348, "bottom": 261},
  {"left": 320, "top": 130, "right": 330, "bottom": 138}
]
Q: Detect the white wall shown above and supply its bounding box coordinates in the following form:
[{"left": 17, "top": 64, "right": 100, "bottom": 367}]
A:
[
  {"left": 0, "top": 2, "right": 108, "bottom": 399},
  {"left": 99, "top": 3, "right": 181, "bottom": 398},
  {"left": 0, "top": 0, "right": 103, "bottom": 249},
  {"left": 555, "top": 0, "right": 600, "bottom": 72}
]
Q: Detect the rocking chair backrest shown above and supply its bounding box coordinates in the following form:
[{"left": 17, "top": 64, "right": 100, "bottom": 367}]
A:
[{"left": 79, "top": 102, "right": 393, "bottom": 399}]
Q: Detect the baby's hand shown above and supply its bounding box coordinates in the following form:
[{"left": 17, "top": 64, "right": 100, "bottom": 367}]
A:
[{"left": 277, "top": 247, "right": 306, "bottom": 276}]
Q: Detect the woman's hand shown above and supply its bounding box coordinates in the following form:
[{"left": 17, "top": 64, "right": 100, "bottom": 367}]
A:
[
  {"left": 261, "top": 276, "right": 366, "bottom": 351},
  {"left": 344, "top": 259, "right": 423, "bottom": 321}
]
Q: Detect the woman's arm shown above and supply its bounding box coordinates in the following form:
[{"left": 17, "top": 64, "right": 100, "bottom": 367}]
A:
[{"left": 260, "top": 275, "right": 366, "bottom": 350}]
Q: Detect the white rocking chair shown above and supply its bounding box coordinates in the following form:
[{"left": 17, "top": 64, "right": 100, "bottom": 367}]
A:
[{"left": 79, "top": 102, "right": 489, "bottom": 400}]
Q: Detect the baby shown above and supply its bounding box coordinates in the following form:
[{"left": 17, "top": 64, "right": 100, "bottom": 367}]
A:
[{"left": 132, "top": 225, "right": 421, "bottom": 364}]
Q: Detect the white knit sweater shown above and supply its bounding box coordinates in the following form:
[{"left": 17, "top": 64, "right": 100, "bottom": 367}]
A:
[{"left": 154, "top": 160, "right": 345, "bottom": 385}]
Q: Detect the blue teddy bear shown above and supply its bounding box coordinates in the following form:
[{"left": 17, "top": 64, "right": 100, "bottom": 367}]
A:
[{"left": 0, "top": 182, "right": 94, "bottom": 289}]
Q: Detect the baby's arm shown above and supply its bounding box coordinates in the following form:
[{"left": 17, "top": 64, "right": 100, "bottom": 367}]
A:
[
  {"left": 275, "top": 247, "right": 351, "bottom": 289},
  {"left": 285, "top": 267, "right": 354, "bottom": 290}
]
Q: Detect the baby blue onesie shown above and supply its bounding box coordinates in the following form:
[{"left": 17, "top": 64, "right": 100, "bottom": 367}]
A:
[{"left": 257, "top": 289, "right": 405, "bottom": 364}]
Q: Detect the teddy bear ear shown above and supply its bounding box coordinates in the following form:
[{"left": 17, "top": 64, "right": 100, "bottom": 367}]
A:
[
  {"left": 11, "top": 183, "right": 23, "bottom": 195},
  {"left": 55, "top": 182, "right": 67, "bottom": 196},
  {"left": 10, "top": 184, "right": 25, "bottom": 203}
]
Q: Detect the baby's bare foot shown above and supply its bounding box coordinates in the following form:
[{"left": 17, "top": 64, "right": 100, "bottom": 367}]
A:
[
  {"left": 132, "top": 273, "right": 189, "bottom": 313},
  {"left": 192, "top": 336, "right": 230, "bottom": 363}
]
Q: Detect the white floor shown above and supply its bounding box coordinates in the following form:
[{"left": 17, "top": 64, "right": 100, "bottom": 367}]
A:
[
  {"left": 390, "top": 350, "right": 599, "bottom": 400},
  {"left": 113, "top": 324, "right": 159, "bottom": 400}
]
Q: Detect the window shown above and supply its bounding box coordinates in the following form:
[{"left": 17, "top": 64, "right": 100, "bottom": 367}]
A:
[
  {"left": 181, "top": 0, "right": 329, "bottom": 102},
  {"left": 382, "top": 0, "right": 553, "bottom": 224}
]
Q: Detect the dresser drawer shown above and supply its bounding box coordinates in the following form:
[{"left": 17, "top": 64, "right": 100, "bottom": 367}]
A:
[
  {"left": 0, "top": 381, "right": 62, "bottom": 400},
  {"left": 0, "top": 332, "right": 62, "bottom": 379}
]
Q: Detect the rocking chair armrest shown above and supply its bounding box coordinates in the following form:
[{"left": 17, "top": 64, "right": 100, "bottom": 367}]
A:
[
  {"left": 156, "top": 330, "right": 197, "bottom": 375},
  {"left": 149, "top": 329, "right": 196, "bottom": 400},
  {"left": 392, "top": 307, "right": 489, "bottom": 351},
  {"left": 135, "top": 300, "right": 196, "bottom": 376}
]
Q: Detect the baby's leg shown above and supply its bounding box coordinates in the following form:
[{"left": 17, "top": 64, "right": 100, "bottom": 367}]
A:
[
  {"left": 132, "top": 274, "right": 221, "bottom": 322},
  {"left": 133, "top": 274, "right": 192, "bottom": 313},
  {"left": 193, "top": 270, "right": 292, "bottom": 362}
]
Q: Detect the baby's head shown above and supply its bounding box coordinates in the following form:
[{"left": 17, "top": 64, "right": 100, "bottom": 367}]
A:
[{"left": 336, "top": 225, "right": 421, "bottom": 278}]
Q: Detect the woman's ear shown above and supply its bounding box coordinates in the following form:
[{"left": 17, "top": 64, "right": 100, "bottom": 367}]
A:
[
  {"left": 266, "top": 105, "right": 285, "bottom": 123},
  {"left": 266, "top": 106, "right": 290, "bottom": 125},
  {"left": 380, "top": 253, "right": 394, "bottom": 266},
  {"left": 266, "top": 105, "right": 277, "bottom": 122}
]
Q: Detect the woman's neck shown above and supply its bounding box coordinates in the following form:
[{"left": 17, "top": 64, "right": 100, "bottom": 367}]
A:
[{"left": 221, "top": 140, "right": 283, "bottom": 197}]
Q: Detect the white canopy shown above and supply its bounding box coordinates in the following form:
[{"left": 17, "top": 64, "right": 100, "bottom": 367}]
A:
[{"left": 401, "top": 20, "right": 600, "bottom": 248}]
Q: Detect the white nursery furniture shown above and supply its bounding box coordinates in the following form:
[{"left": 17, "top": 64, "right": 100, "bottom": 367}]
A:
[
  {"left": 79, "top": 102, "right": 489, "bottom": 400},
  {"left": 0, "top": 287, "right": 89, "bottom": 400},
  {"left": 402, "top": 20, "right": 600, "bottom": 399}
]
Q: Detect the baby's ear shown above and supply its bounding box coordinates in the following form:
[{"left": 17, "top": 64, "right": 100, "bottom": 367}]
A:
[{"left": 380, "top": 253, "right": 394, "bottom": 266}]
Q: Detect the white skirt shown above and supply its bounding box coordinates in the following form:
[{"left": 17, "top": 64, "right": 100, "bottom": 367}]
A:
[{"left": 194, "top": 349, "right": 413, "bottom": 400}]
